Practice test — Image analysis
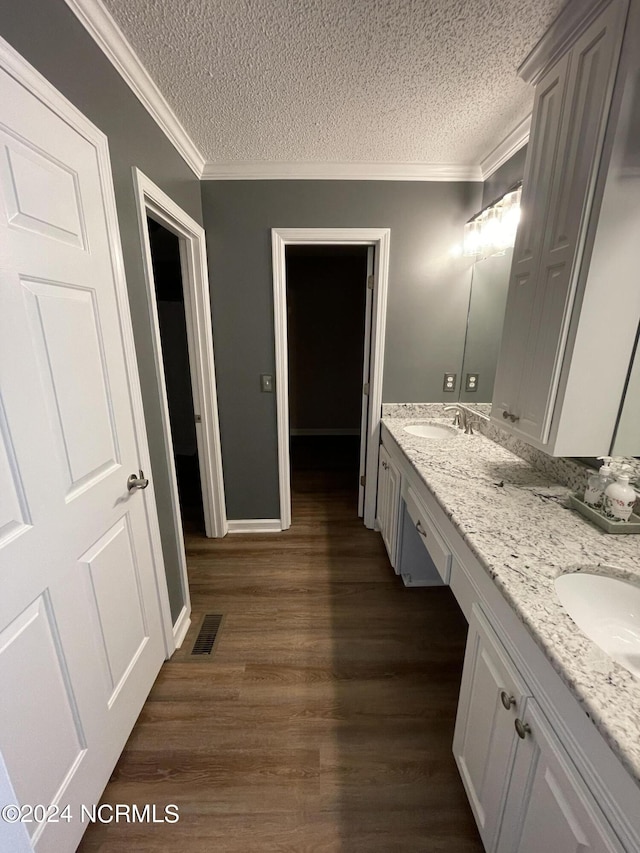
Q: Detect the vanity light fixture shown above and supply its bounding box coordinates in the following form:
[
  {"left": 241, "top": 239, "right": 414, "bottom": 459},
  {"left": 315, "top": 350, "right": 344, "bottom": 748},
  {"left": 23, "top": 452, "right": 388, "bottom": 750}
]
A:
[{"left": 463, "top": 182, "right": 522, "bottom": 260}]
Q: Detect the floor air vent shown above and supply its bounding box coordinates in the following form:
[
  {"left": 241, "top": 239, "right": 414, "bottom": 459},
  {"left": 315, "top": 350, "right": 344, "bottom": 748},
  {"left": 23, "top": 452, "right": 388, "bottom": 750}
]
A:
[{"left": 190, "top": 614, "right": 223, "bottom": 657}]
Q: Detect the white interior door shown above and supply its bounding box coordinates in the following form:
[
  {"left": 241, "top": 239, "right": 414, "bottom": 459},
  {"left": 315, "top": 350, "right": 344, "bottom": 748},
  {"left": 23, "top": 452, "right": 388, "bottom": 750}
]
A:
[
  {"left": 358, "top": 246, "right": 375, "bottom": 517},
  {"left": 0, "top": 42, "right": 166, "bottom": 853}
]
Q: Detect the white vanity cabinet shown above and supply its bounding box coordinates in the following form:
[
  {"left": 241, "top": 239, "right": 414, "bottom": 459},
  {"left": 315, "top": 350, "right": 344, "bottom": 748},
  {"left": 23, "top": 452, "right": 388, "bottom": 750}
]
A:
[
  {"left": 378, "top": 422, "right": 640, "bottom": 852},
  {"left": 492, "top": 0, "right": 638, "bottom": 455},
  {"left": 453, "top": 605, "right": 530, "bottom": 851},
  {"left": 376, "top": 443, "right": 401, "bottom": 569},
  {"left": 496, "top": 699, "right": 625, "bottom": 853},
  {"left": 455, "top": 605, "right": 625, "bottom": 853}
]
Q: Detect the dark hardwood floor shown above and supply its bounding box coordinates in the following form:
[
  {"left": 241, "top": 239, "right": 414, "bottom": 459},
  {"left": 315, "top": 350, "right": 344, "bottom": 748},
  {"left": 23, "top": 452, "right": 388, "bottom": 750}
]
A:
[{"left": 78, "top": 438, "right": 483, "bottom": 852}]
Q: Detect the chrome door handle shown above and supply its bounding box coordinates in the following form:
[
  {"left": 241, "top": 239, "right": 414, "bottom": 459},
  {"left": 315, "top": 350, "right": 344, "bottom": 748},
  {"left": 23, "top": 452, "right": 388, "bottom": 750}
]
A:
[{"left": 127, "top": 470, "right": 149, "bottom": 491}]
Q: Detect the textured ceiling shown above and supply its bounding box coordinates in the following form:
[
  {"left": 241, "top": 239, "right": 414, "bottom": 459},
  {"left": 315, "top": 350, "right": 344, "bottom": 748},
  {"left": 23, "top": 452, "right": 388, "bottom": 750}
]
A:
[{"left": 101, "top": 0, "right": 567, "bottom": 166}]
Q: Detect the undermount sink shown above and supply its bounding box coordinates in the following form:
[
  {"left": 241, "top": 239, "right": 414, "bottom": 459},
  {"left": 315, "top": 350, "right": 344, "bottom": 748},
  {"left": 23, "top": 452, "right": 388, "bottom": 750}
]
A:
[
  {"left": 555, "top": 572, "right": 640, "bottom": 678},
  {"left": 403, "top": 422, "right": 458, "bottom": 440}
]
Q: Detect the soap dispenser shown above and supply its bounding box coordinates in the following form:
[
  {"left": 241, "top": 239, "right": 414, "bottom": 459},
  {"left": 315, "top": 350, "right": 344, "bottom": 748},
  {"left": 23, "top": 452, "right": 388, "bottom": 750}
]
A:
[
  {"left": 583, "top": 456, "right": 615, "bottom": 508},
  {"left": 603, "top": 468, "right": 637, "bottom": 521}
]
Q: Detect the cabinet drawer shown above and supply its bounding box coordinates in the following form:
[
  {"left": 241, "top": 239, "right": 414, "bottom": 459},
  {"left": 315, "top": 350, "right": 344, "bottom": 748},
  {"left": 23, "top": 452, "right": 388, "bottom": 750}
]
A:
[{"left": 404, "top": 486, "right": 451, "bottom": 583}]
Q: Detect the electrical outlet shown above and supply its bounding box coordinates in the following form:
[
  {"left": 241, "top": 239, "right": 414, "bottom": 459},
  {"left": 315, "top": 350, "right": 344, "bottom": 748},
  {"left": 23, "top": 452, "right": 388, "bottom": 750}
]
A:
[
  {"left": 465, "top": 373, "right": 479, "bottom": 392},
  {"left": 443, "top": 373, "right": 457, "bottom": 392},
  {"left": 260, "top": 374, "right": 274, "bottom": 393}
]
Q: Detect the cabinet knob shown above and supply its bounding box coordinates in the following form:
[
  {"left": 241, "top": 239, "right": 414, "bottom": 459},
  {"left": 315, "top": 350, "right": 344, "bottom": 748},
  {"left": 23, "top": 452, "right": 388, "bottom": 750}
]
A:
[
  {"left": 416, "top": 520, "right": 427, "bottom": 538},
  {"left": 500, "top": 690, "right": 516, "bottom": 710},
  {"left": 382, "top": 460, "right": 388, "bottom": 469},
  {"left": 515, "top": 718, "right": 531, "bottom": 739},
  {"left": 502, "top": 410, "right": 520, "bottom": 423}
]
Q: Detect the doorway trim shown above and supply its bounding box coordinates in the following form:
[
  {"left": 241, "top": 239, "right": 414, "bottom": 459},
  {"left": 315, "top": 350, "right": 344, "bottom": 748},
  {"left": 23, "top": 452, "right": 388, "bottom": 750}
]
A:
[
  {"left": 133, "top": 169, "right": 227, "bottom": 644},
  {"left": 271, "top": 227, "right": 390, "bottom": 530}
]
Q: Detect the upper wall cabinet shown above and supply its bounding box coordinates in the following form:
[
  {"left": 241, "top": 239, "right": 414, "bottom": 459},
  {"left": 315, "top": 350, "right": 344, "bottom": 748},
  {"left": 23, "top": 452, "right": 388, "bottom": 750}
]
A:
[{"left": 492, "top": 0, "right": 640, "bottom": 456}]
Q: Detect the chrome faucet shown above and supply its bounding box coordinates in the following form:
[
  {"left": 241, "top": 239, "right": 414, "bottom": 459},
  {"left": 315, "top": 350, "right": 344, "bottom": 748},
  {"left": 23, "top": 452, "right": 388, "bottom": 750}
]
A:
[
  {"left": 444, "top": 404, "right": 465, "bottom": 429},
  {"left": 443, "top": 405, "right": 478, "bottom": 435}
]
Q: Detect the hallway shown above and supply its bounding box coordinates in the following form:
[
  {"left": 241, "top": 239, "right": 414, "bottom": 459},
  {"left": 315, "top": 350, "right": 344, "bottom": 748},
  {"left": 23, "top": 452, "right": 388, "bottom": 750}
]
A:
[{"left": 78, "top": 460, "right": 482, "bottom": 851}]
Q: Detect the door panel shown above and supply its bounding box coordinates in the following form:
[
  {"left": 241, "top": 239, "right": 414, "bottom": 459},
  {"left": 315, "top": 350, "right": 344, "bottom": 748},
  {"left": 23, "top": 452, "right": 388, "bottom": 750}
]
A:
[
  {"left": 21, "top": 278, "right": 119, "bottom": 494},
  {"left": 453, "top": 605, "right": 530, "bottom": 850},
  {"left": 491, "top": 52, "right": 569, "bottom": 422},
  {"left": 358, "top": 246, "right": 374, "bottom": 517},
  {"left": 80, "top": 517, "right": 149, "bottom": 701},
  {"left": 0, "top": 394, "right": 31, "bottom": 547},
  {"left": 497, "top": 700, "right": 623, "bottom": 853},
  {"left": 0, "top": 44, "right": 166, "bottom": 852},
  {"left": 0, "top": 596, "right": 87, "bottom": 829},
  {"left": 0, "top": 137, "right": 86, "bottom": 248}
]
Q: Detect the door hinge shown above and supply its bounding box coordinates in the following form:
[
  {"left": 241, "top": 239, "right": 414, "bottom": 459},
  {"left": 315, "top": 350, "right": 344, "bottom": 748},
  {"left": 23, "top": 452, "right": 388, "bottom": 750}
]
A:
[
  {"left": 367, "top": 275, "right": 374, "bottom": 290},
  {"left": 360, "top": 475, "right": 366, "bottom": 487},
  {"left": 363, "top": 382, "right": 369, "bottom": 395}
]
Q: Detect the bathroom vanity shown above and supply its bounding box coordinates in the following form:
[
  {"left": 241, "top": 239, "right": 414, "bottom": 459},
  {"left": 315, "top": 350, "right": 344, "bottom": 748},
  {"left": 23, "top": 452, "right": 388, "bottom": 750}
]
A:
[{"left": 378, "top": 412, "right": 640, "bottom": 852}]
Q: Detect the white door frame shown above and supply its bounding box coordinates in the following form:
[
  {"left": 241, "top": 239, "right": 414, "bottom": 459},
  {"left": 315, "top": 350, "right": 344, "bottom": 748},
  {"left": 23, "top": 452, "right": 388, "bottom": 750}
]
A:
[
  {"left": 133, "top": 169, "right": 227, "bottom": 643},
  {"left": 271, "top": 227, "right": 391, "bottom": 530}
]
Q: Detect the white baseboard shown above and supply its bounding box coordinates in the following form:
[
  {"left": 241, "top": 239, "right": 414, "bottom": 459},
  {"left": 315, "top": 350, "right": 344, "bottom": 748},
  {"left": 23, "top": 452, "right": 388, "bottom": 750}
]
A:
[
  {"left": 172, "top": 606, "right": 191, "bottom": 651},
  {"left": 290, "top": 428, "right": 360, "bottom": 436},
  {"left": 227, "top": 519, "right": 283, "bottom": 533}
]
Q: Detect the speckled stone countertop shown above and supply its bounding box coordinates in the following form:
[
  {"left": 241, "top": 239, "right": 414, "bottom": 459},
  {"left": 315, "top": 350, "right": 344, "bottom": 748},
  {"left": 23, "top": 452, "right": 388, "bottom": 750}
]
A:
[{"left": 381, "top": 413, "right": 640, "bottom": 784}]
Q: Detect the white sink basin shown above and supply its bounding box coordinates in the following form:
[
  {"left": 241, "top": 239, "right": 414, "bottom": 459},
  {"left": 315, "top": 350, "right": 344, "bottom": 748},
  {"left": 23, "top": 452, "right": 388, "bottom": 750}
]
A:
[
  {"left": 555, "top": 572, "right": 640, "bottom": 678},
  {"left": 403, "top": 423, "right": 457, "bottom": 440}
]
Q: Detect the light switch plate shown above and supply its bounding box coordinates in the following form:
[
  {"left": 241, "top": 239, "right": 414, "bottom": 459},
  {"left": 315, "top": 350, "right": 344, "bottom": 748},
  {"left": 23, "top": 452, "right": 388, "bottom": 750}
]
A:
[
  {"left": 443, "top": 373, "right": 457, "bottom": 392},
  {"left": 260, "top": 374, "right": 274, "bottom": 393}
]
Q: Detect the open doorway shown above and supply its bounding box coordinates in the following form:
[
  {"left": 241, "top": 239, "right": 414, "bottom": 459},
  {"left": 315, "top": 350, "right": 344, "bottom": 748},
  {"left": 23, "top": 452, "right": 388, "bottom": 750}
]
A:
[
  {"left": 272, "top": 228, "right": 391, "bottom": 531},
  {"left": 147, "top": 218, "right": 204, "bottom": 531},
  {"left": 286, "top": 245, "right": 369, "bottom": 511}
]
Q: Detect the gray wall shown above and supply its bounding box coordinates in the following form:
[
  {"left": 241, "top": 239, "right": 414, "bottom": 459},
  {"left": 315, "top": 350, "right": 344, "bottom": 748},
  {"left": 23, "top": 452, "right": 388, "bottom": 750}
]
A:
[
  {"left": 202, "top": 180, "right": 481, "bottom": 519},
  {"left": 0, "top": 0, "right": 202, "bottom": 622}
]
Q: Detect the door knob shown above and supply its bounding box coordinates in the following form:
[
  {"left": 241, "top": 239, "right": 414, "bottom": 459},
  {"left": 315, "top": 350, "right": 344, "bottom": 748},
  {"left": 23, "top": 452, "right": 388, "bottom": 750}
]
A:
[
  {"left": 127, "top": 470, "right": 149, "bottom": 491},
  {"left": 500, "top": 690, "right": 516, "bottom": 710}
]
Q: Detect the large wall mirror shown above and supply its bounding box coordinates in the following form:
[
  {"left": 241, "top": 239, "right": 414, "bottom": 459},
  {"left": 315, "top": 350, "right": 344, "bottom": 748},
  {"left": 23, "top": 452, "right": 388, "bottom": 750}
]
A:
[{"left": 458, "top": 248, "right": 512, "bottom": 405}]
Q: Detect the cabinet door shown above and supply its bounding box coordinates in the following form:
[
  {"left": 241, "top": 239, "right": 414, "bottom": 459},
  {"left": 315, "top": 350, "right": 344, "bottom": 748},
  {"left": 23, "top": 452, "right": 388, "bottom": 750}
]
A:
[
  {"left": 376, "top": 445, "right": 389, "bottom": 533},
  {"left": 492, "top": 51, "right": 569, "bottom": 425},
  {"left": 376, "top": 445, "right": 400, "bottom": 568},
  {"left": 453, "top": 605, "right": 530, "bottom": 851},
  {"left": 496, "top": 699, "right": 624, "bottom": 853},
  {"left": 518, "top": 1, "right": 625, "bottom": 444},
  {"left": 383, "top": 452, "right": 401, "bottom": 568}
]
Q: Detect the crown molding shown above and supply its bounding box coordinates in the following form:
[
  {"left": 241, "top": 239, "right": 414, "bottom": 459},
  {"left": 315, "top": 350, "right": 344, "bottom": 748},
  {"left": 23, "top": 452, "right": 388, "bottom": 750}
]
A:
[
  {"left": 518, "top": 0, "right": 614, "bottom": 85},
  {"left": 200, "top": 161, "right": 482, "bottom": 181},
  {"left": 63, "top": 0, "right": 205, "bottom": 176},
  {"left": 480, "top": 114, "right": 531, "bottom": 180}
]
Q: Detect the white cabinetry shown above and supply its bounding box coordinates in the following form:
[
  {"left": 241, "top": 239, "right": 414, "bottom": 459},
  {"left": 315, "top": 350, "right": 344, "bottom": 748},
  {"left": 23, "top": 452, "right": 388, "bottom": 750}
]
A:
[
  {"left": 376, "top": 444, "right": 401, "bottom": 568},
  {"left": 455, "top": 605, "right": 624, "bottom": 853},
  {"left": 379, "top": 422, "right": 640, "bottom": 852},
  {"left": 453, "top": 605, "right": 530, "bottom": 851},
  {"left": 497, "top": 699, "right": 624, "bottom": 853},
  {"left": 492, "top": 0, "right": 634, "bottom": 455}
]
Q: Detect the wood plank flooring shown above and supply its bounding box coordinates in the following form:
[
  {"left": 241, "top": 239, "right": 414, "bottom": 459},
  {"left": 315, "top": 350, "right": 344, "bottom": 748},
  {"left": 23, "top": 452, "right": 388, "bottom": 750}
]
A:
[{"left": 78, "top": 455, "right": 483, "bottom": 852}]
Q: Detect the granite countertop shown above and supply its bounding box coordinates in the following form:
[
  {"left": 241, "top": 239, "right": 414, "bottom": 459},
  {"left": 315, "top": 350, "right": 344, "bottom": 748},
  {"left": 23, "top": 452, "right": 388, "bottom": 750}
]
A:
[{"left": 381, "top": 412, "right": 640, "bottom": 783}]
